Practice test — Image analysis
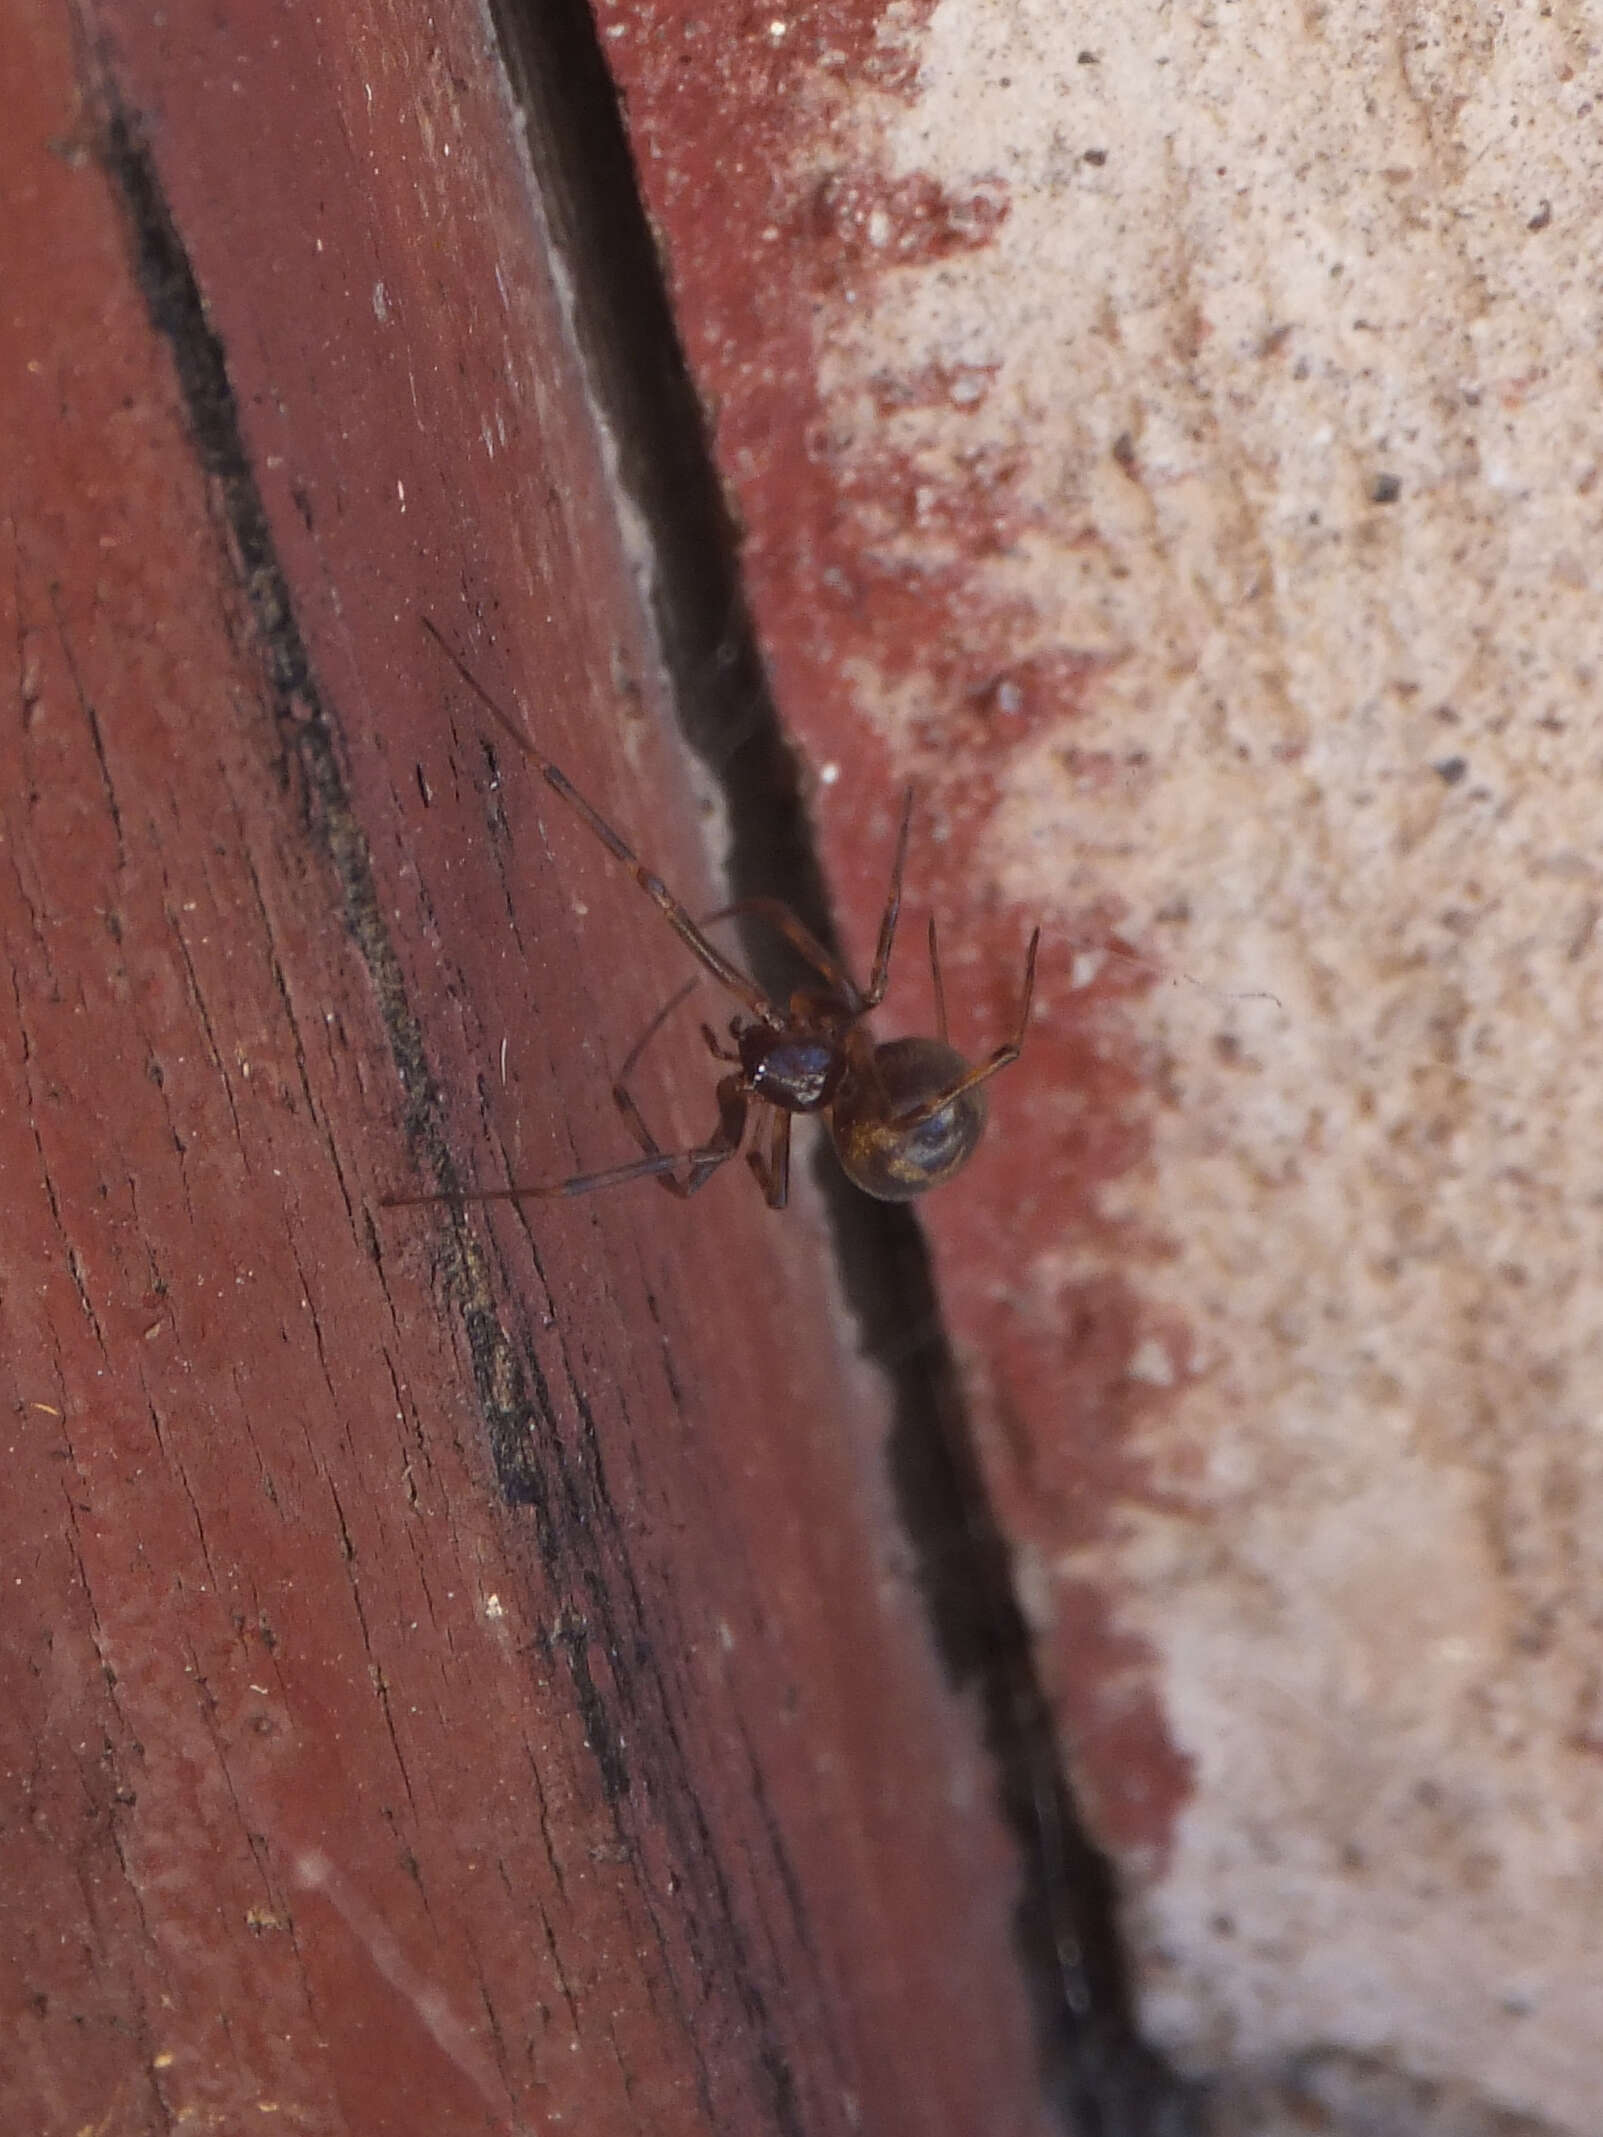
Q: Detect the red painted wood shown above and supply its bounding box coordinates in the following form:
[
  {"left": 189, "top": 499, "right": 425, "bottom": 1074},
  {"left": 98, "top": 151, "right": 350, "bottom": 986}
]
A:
[{"left": 0, "top": 2, "right": 1059, "bottom": 2133}]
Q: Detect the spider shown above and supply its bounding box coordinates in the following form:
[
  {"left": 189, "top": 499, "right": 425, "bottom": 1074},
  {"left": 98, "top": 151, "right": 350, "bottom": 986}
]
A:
[{"left": 382, "top": 620, "right": 1040, "bottom": 1213}]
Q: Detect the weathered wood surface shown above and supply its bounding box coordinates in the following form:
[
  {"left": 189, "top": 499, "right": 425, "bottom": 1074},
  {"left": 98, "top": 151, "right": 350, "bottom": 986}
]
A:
[{"left": 0, "top": 3, "right": 1069, "bottom": 2131}]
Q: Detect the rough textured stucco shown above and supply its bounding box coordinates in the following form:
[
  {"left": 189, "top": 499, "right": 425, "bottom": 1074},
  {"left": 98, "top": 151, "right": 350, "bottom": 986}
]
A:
[{"left": 595, "top": 0, "right": 1603, "bottom": 2127}]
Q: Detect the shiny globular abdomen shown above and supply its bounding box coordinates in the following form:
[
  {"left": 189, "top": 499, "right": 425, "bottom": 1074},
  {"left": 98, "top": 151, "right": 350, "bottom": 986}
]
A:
[{"left": 830, "top": 1037, "right": 989, "bottom": 1201}]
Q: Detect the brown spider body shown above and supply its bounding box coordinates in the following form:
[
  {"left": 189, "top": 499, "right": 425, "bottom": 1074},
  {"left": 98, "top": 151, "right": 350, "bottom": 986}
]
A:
[
  {"left": 737, "top": 1014, "right": 847, "bottom": 1113},
  {"left": 832, "top": 1036, "right": 989, "bottom": 1201},
  {"left": 382, "top": 621, "right": 1039, "bottom": 1217}
]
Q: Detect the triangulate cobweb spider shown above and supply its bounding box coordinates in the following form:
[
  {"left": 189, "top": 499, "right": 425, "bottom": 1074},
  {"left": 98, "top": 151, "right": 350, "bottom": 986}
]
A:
[{"left": 382, "top": 620, "right": 1039, "bottom": 1213}]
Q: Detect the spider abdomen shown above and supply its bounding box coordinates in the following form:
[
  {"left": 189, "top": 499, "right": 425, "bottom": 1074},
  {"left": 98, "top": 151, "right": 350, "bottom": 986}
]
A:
[{"left": 830, "top": 1036, "right": 989, "bottom": 1201}]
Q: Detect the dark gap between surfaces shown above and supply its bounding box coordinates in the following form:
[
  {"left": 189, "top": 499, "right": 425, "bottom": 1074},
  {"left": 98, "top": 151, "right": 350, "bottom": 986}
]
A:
[{"left": 488, "top": 2, "right": 1200, "bottom": 2130}]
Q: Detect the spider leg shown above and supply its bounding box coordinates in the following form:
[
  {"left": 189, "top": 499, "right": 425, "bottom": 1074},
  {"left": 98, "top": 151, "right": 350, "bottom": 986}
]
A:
[
  {"left": 381, "top": 1074, "right": 751, "bottom": 1210},
  {"left": 423, "top": 618, "right": 783, "bottom": 1026},
  {"left": 701, "top": 898, "right": 863, "bottom": 1008},
  {"left": 927, "top": 914, "right": 949, "bottom": 1046},
  {"left": 894, "top": 927, "right": 1042, "bottom": 1128},
  {"left": 609, "top": 1069, "right": 752, "bottom": 1199},
  {"left": 699, "top": 1022, "right": 742, "bottom": 1064},
  {"left": 862, "top": 786, "right": 915, "bottom": 1008},
  {"left": 615, "top": 977, "right": 701, "bottom": 1085},
  {"left": 744, "top": 1104, "right": 792, "bottom": 1211},
  {"left": 609, "top": 987, "right": 742, "bottom": 1190}
]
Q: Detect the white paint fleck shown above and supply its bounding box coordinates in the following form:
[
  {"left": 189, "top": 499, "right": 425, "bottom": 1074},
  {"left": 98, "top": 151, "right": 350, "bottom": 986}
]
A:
[{"left": 1126, "top": 1336, "right": 1174, "bottom": 1387}]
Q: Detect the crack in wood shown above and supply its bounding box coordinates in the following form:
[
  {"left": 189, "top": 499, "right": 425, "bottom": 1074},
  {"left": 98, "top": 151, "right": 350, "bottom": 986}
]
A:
[{"left": 486, "top": 0, "right": 1200, "bottom": 2126}]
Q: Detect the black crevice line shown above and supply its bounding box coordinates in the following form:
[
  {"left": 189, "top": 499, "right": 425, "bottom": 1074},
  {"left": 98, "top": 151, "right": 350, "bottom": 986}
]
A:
[
  {"left": 94, "top": 88, "right": 571, "bottom": 1522},
  {"left": 94, "top": 74, "right": 811, "bottom": 2137},
  {"left": 95, "top": 92, "right": 436, "bottom": 1156},
  {"left": 89, "top": 72, "right": 582, "bottom": 1784},
  {"left": 490, "top": 2, "right": 1202, "bottom": 2130},
  {"left": 92, "top": 75, "right": 632, "bottom": 1782},
  {"left": 92, "top": 75, "right": 651, "bottom": 1598}
]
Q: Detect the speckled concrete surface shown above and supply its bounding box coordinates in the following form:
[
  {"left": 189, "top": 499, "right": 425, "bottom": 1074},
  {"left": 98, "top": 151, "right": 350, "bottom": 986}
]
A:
[{"left": 597, "top": 2, "right": 1603, "bottom": 2125}]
